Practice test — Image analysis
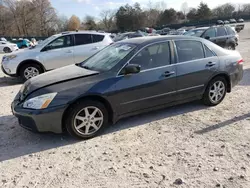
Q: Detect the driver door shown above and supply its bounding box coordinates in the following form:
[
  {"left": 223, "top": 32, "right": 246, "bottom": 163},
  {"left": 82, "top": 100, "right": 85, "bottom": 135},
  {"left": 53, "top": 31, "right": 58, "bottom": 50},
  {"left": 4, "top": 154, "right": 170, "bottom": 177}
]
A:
[
  {"left": 110, "top": 42, "right": 177, "bottom": 115},
  {"left": 40, "top": 35, "right": 74, "bottom": 70}
]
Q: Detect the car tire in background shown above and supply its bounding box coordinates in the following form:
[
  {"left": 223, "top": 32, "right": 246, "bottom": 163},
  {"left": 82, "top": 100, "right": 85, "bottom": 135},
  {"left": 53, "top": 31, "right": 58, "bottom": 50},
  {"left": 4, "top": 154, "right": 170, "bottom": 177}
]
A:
[
  {"left": 65, "top": 100, "right": 109, "bottom": 139},
  {"left": 19, "top": 63, "right": 43, "bottom": 81},
  {"left": 3, "top": 47, "right": 11, "bottom": 53},
  {"left": 202, "top": 76, "right": 227, "bottom": 106},
  {"left": 227, "top": 43, "right": 236, "bottom": 50}
]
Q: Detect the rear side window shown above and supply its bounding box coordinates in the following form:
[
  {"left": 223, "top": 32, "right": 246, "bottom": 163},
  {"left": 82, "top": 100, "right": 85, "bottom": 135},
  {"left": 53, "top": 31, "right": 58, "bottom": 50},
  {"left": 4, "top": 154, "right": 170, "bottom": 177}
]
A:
[
  {"left": 175, "top": 40, "right": 204, "bottom": 63},
  {"left": 216, "top": 27, "right": 227, "bottom": 37},
  {"left": 203, "top": 28, "right": 216, "bottom": 38},
  {"left": 92, "top": 34, "right": 104, "bottom": 43},
  {"left": 226, "top": 27, "right": 235, "bottom": 35},
  {"left": 204, "top": 45, "right": 215, "bottom": 58},
  {"left": 75, "top": 34, "right": 92, "bottom": 46}
]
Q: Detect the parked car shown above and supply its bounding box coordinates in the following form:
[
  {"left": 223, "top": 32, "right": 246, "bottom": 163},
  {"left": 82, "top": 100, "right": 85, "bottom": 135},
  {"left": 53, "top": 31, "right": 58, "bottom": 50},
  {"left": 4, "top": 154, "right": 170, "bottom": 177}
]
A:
[
  {"left": 229, "top": 19, "right": 237, "bottom": 23},
  {"left": 1, "top": 31, "right": 113, "bottom": 80},
  {"left": 183, "top": 27, "right": 209, "bottom": 37},
  {"left": 0, "top": 41, "right": 19, "bottom": 53},
  {"left": 16, "top": 38, "right": 31, "bottom": 49},
  {"left": 11, "top": 36, "right": 243, "bottom": 139},
  {"left": 216, "top": 20, "right": 224, "bottom": 25},
  {"left": 184, "top": 26, "right": 238, "bottom": 50},
  {"left": 176, "top": 29, "right": 186, "bottom": 35},
  {"left": 113, "top": 31, "right": 146, "bottom": 42},
  {"left": 224, "top": 20, "right": 230, "bottom": 24},
  {"left": 237, "top": 18, "right": 244, "bottom": 23}
]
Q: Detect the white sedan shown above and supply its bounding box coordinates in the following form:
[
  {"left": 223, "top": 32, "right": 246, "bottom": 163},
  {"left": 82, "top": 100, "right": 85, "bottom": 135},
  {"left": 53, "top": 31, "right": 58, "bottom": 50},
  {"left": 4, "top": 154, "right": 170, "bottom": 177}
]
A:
[{"left": 0, "top": 41, "right": 19, "bottom": 53}]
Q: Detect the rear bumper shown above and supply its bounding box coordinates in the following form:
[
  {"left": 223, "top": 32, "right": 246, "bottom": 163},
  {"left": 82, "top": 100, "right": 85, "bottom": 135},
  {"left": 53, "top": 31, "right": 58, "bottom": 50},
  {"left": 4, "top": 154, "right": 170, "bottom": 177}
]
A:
[
  {"left": 230, "top": 64, "right": 243, "bottom": 89},
  {"left": 12, "top": 101, "right": 67, "bottom": 133}
]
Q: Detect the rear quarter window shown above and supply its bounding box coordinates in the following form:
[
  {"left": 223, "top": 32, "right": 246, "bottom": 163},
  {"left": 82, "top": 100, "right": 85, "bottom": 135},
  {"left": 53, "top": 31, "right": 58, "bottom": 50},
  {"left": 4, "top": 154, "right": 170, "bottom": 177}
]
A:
[
  {"left": 92, "top": 34, "right": 104, "bottom": 43},
  {"left": 175, "top": 40, "right": 205, "bottom": 63},
  {"left": 226, "top": 27, "right": 236, "bottom": 35}
]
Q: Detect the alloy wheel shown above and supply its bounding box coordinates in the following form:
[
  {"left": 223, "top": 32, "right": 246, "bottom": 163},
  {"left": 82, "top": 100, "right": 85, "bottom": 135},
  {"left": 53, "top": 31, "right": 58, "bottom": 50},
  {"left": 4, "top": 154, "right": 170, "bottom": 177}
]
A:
[
  {"left": 209, "top": 81, "right": 226, "bottom": 104},
  {"left": 74, "top": 106, "right": 104, "bottom": 136},
  {"left": 24, "top": 67, "right": 39, "bottom": 79}
]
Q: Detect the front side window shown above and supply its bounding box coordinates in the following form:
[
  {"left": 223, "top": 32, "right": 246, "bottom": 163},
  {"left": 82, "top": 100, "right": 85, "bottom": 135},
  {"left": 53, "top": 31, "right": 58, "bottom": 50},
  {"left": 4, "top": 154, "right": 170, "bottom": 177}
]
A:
[
  {"left": 175, "top": 40, "right": 204, "bottom": 63},
  {"left": 130, "top": 42, "right": 171, "bottom": 70},
  {"left": 80, "top": 43, "right": 135, "bottom": 72},
  {"left": 75, "top": 34, "right": 92, "bottom": 46},
  {"left": 45, "top": 35, "right": 72, "bottom": 50},
  {"left": 203, "top": 28, "right": 216, "bottom": 38},
  {"left": 217, "top": 27, "right": 227, "bottom": 37}
]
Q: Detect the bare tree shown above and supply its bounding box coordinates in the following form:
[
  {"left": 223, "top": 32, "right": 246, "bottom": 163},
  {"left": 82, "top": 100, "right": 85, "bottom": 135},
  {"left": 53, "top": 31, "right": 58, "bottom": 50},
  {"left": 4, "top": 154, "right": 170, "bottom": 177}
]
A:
[
  {"left": 100, "top": 10, "right": 115, "bottom": 32},
  {"left": 181, "top": 2, "right": 189, "bottom": 18}
]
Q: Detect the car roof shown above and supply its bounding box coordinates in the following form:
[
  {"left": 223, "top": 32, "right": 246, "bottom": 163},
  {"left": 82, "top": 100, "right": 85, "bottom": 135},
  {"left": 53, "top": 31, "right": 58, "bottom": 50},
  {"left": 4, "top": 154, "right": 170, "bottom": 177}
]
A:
[
  {"left": 60, "top": 31, "right": 110, "bottom": 36},
  {"left": 117, "top": 35, "right": 205, "bottom": 45}
]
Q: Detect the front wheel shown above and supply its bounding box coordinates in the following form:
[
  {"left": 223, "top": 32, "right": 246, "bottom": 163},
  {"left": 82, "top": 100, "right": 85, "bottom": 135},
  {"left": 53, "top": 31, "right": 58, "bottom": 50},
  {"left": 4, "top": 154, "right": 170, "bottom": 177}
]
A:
[
  {"left": 65, "top": 100, "right": 109, "bottom": 139},
  {"left": 202, "top": 77, "right": 227, "bottom": 106},
  {"left": 20, "top": 64, "right": 43, "bottom": 81}
]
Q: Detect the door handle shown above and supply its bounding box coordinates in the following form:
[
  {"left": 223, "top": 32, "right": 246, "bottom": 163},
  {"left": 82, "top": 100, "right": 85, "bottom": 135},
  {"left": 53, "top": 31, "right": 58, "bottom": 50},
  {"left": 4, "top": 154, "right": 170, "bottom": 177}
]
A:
[
  {"left": 206, "top": 62, "right": 216, "bottom": 67},
  {"left": 66, "top": 50, "right": 73, "bottom": 53},
  {"left": 92, "top": 47, "right": 100, "bottom": 50},
  {"left": 162, "top": 71, "right": 175, "bottom": 77}
]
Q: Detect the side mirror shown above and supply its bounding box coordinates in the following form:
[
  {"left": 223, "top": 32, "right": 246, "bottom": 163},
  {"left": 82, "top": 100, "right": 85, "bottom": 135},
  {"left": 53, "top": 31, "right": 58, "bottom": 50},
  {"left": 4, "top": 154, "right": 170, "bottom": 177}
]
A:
[
  {"left": 123, "top": 64, "right": 141, "bottom": 75},
  {"left": 205, "top": 36, "right": 210, "bottom": 40}
]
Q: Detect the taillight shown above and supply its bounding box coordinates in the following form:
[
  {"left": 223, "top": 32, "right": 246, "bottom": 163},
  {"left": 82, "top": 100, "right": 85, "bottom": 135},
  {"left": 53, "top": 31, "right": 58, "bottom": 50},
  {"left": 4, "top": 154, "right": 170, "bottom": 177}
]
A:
[{"left": 238, "top": 59, "right": 244, "bottom": 64}]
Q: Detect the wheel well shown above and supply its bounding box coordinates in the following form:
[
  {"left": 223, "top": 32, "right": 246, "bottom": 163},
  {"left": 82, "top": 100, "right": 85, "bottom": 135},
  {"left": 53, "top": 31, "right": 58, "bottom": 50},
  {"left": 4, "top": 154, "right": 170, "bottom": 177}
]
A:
[
  {"left": 17, "top": 60, "right": 45, "bottom": 76},
  {"left": 61, "top": 95, "right": 114, "bottom": 132},
  {"left": 210, "top": 74, "right": 231, "bottom": 92}
]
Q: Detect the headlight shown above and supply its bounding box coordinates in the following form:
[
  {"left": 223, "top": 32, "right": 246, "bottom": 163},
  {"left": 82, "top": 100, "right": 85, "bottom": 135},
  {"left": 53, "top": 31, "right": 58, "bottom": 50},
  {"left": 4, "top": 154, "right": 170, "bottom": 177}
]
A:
[
  {"left": 23, "top": 93, "right": 57, "bottom": 109},
  {"left": 6, "top": 55, "right": 17, "bottom": 60}
]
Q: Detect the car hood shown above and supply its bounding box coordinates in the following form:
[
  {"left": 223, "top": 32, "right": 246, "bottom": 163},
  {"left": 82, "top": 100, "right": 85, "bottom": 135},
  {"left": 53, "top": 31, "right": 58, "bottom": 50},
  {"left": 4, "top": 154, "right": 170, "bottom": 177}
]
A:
[{"left": 22, "top": 64, "right": 99, "bottom": 96}]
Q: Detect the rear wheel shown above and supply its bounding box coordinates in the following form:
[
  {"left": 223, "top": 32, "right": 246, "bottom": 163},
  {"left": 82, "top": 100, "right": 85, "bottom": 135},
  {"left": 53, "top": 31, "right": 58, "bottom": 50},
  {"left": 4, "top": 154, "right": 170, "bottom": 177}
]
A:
[
  {"left": 3, "top": 47, "right": 11, "bottom": 53},
  {"left": 202, "top": 77, "right": 227, "bottom": 106},
  {"left": 19, "top": 63, "right": 43, "bottom": 81},
  {"left": 227, "top": 43, "right": 235, "bottom": 50},
  {"left": 65, "top": 100, "right": 109, "bottom": 139}
]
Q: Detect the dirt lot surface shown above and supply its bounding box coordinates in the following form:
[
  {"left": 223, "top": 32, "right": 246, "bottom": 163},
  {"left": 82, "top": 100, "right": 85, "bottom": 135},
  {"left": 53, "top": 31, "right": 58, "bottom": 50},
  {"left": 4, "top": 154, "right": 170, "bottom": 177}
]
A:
[{"left": 1, "top": 25, "right": 250, "bottom": 188}]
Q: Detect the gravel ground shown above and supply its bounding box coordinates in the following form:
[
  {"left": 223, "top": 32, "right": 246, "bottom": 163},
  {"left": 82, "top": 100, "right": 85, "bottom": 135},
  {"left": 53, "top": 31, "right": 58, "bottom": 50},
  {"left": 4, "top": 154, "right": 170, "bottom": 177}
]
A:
[{"left": 0, "top": 24, "right": 250, "bottom": 188}]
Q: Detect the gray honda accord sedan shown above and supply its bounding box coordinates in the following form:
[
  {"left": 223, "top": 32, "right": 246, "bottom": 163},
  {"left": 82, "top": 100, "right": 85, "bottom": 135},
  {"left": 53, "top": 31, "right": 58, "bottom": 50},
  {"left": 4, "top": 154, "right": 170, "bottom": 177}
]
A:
[{"left": 12, "top": 36, "right": 244, "bottom": 139}]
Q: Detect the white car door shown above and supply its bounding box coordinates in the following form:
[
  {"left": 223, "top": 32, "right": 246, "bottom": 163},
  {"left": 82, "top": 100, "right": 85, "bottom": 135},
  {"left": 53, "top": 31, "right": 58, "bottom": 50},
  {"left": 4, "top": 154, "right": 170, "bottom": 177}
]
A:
[
  {"left": 73, "top": 34, "right": 107, "bottom": 64},
  {"left": 40, "top": 35, "right": 74, "bottom": 70}
]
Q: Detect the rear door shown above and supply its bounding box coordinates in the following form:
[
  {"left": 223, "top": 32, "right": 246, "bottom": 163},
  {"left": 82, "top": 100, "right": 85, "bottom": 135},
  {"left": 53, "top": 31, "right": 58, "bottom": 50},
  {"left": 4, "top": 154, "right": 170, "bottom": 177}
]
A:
[
  {"left": 112, "top": 41, "right": 177, "bottom": 115},
  {"left": 73, "top": 34, "right": 108, "bottom": 64},
  {"left": 174, "top": 40, "right": 219, "bottom": 100},
  {"left": 214, "top": 27, "right": 228, "bottom": 48}
]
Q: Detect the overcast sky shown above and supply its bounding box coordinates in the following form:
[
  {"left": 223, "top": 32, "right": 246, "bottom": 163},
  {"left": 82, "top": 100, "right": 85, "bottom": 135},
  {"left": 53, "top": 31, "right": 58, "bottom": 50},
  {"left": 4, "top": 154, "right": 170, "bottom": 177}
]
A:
[{"left": 51, "top": 0, "right": 246, "bottom": 19}]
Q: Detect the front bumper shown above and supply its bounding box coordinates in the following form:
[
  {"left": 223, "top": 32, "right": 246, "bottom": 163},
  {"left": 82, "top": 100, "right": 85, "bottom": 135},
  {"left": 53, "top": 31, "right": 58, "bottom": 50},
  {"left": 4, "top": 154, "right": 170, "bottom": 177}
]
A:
[
  {"left": 1, "top": 64, "right": 17, "bottom": 77},
  {"left": 11, "top": 101, "right": 67, "bottom": 133}
]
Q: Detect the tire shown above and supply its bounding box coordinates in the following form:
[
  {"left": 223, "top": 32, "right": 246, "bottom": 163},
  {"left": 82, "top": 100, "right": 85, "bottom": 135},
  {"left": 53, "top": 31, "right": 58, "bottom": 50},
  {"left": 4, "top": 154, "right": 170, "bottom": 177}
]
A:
[
  {"left": 3, "top": 47, "right": 11, "bottom": 53},
  {"left": 202, "top": 77, "right": 227, "bottom": 106},
  {"left": 227, "top": 43, "right": 235, "bottom": 50},
  {"left": 65, "top": 100, "right": 109, "bottom": 139},
  {"left": 19, "top": 63, "right": 43, "bottom": 81}
]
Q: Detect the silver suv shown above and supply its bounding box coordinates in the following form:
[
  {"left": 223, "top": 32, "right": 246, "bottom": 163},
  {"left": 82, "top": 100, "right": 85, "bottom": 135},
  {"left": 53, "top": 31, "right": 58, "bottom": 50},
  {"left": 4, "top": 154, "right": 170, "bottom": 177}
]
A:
[{"left": 1, "top": 31, "right": 113, "bottom": 80}]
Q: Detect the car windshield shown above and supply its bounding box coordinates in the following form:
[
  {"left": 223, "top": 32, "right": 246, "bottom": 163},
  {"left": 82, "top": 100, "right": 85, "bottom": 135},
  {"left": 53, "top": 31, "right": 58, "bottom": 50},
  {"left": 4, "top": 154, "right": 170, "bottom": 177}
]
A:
[
  {"left": 80, "top": 43, "right": 136, "bottom": 71},
  {"left": 184, "top": 29, "right": 206, "bottom": 37}
]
